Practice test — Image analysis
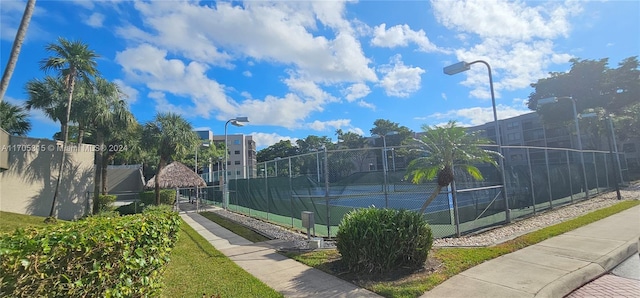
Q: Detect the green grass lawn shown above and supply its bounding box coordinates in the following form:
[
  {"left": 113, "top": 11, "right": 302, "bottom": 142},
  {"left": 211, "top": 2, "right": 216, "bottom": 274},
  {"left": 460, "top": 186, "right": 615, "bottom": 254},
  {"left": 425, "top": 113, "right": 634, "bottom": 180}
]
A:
[
  {"left": 161, "top": 218, "right": 282, "bottom": 298},
  {"left": 0, "top": 211, "right": 60, "bottom": 234},
  {"left": 285, "top": 200, "right": 640, "bottom": 298},
  {"left": 200, "top": 211, "right": 270, "bottom": 242}
]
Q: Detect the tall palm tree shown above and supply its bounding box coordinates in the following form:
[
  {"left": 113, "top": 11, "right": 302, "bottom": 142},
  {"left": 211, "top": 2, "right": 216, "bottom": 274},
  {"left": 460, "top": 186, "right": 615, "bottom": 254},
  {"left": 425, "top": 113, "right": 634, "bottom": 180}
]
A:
[
  {"left": 40, "top": 37, "right": 99, "bottom": 219},
  {"left": 143, "top": 113, "right": 198, "bottom": 205},
  {"left": 25, "top": 76, "right": 68, "bottom": 138},
  {"left": 406, "top": 121, "right": 500, "bottom": 214},
  {"left": 0, "top": 0, "right": 36, "bottom": 102},
  {"left": 87, "top": 78, "right": 135, "bottom": 213},
  {"left": 0, "top": 101, "right": 31, "bottom": 135}
]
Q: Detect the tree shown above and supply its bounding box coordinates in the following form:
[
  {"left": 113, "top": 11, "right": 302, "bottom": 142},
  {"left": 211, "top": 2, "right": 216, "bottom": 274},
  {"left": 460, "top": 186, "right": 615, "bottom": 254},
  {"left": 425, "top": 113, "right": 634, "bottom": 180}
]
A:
[
  {"left": 257, "top": 140, "right": 297, "bottom": 162},
  {"left": 142, "top": 113, "right": 198, "bottom": 205},
  {"left": 527, "top": 57, "right": 639, "bottom": 125},
  {"left": 295, "top": 135, "right": 334, "bottom": 153},
  {"left": 336, "top": 129, "right": 371, "bottom": 172},
  {"left": 370, "top": 119, "right": 413, "bottom": 147},
  {"left": 39, "top": 37, "right": 99, "bottom": 219},
  {"left": 0, "top": 101, "right": 31, "bottom": 135},
  {"left": 85, "top": 77, "right": 134, "bottom": 214},
  {"left": 406, "top": 121, "right": 500, "bottom": 214},
  {"left": 0, "top": 0, "right": 36, "bottom": 102},
  {"left": 25, "top": 76, "right": 69, "bottom": 139}
]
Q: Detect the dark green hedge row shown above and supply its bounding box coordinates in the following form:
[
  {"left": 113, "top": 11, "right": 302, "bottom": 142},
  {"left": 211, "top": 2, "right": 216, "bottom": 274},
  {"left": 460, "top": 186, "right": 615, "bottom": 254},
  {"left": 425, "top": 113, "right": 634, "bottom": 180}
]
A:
[
  {"left": 139, "top": 189, "right": 176, "bottom": 206},
  {"left": 0, "top": 207, "right": 180, "bottom": 297}
]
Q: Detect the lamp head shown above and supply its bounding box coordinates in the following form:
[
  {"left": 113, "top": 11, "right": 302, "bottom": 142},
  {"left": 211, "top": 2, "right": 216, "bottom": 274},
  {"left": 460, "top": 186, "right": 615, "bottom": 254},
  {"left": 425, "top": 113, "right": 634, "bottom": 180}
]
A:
[
  {"left": 443, "top": 61, "right": 470, "bottom": 75},
  {"left": 234, "top": 116, "right": 249, "bottom": 123},
  {"left": 537, "top": 97, "right": 558, "bottom": 107},
  {"left": 230, "top": 120, "right": 244, "bottom": 127}
]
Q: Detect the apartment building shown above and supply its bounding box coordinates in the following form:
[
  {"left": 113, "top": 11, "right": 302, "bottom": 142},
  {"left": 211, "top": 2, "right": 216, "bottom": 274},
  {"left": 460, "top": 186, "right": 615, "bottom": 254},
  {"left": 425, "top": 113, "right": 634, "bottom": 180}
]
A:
[
  {"left": 466, "top": 112, "right": 639, "bottom": 174},
  {"left": 212, "top": 134, "right": 257, "bottom": 180}
]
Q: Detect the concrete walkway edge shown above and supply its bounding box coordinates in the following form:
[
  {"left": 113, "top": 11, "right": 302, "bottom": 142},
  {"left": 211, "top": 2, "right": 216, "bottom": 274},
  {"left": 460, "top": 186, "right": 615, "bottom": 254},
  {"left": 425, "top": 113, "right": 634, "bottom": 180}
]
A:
[{"left": 422, "top": 205, "right": 640, "bottom": 298}]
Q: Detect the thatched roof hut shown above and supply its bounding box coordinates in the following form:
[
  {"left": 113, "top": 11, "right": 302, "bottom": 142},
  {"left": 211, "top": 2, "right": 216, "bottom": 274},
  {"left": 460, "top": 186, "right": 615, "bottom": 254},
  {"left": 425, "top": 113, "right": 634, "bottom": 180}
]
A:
[{"left": 145, "top": 161, "right": 207, "bottom": 189}]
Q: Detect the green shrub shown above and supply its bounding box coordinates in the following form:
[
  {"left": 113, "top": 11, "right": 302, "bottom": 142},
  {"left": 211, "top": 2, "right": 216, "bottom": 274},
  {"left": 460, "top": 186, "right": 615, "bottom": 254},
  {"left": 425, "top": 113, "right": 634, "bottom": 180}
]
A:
[
  {"left": 96, "top": 194, "right": 117, "bottom": 213},
  {"left": 336, "top": 208, "right": 433, "bottom": 273},
  {"left": 140, "top": 189, "right": 176, "bottom": 206},
  {"left": 0, "top": 208, "right": 180, "bottom": 297},
  {"left": 115, "top": 202, "right": 145, "bottom": 215}
]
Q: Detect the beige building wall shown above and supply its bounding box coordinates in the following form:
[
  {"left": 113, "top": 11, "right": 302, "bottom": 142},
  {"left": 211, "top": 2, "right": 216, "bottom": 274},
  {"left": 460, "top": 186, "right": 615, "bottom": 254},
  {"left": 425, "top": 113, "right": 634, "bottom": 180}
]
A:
[{"left": 0, "top": 136, "right": 95, "bottom": 220}]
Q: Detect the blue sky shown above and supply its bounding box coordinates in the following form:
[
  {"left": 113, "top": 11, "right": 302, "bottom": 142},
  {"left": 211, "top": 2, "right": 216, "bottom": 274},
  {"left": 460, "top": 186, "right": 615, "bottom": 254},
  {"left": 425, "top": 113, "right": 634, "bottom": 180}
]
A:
[{"left": 1, "top": 0, "right": 639, "bottom": 149}]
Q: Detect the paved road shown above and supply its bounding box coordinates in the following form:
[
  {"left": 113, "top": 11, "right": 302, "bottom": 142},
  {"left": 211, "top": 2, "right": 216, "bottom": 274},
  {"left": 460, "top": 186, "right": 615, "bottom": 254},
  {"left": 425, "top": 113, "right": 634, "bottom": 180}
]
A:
[{"left": 566, "top": 253, "right": 640, "bottom": 297}]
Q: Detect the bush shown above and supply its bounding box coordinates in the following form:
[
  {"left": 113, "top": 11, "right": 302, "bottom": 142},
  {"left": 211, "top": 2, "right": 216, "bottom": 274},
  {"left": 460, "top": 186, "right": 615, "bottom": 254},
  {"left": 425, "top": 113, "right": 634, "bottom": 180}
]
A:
[
  {"left": 96, "top": 194, "right": 117, "bottom": 213},
  {"left": 140, "top": 189, "right": 176, "bottom": 206},
  {"left": 0, "top": 208, "right": 180, "bottom": 297},
  {"left": 336, "top": 208, "right": 433, "bottom": 273},
  {"left": 115, "top": 202, "right": 145, "bottom": 215}
]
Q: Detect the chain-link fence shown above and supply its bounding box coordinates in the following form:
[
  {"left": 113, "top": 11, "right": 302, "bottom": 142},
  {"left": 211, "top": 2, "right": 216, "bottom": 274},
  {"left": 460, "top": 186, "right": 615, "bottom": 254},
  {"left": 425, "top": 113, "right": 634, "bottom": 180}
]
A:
[{"left": 200, "top": 145, "right": 627, "bottom": 239}]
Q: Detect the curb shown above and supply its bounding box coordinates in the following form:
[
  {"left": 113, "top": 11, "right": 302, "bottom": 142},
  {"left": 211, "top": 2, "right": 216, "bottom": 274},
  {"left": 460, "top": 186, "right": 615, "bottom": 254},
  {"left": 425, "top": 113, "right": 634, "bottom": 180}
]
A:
[{"left": 535, "top": 237, "right": 639, "bottom": 297}]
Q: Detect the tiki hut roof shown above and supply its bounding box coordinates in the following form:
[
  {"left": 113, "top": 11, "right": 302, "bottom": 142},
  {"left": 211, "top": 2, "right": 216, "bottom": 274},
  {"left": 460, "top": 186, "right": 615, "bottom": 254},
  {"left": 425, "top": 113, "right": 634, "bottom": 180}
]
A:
[{"left": 145, "top": 161, "right": 207, "bottom": 189}]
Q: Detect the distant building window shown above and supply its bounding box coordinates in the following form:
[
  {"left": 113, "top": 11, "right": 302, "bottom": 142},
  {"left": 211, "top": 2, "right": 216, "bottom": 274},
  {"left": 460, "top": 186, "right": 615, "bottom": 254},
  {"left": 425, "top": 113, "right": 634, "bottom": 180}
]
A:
[
  {"left": 234, "top": 140, "right": 240, "bottom": 145},
  {"left": 236, "top": 170, "right": 241, "bottom": 175},
  {"left": 234, "top": 150, "right": 240, "bottom": 154},
  {"left": 506, "top": 122, "right": 520, "bottom": 130},
  {"left": 507, "top": 133, "right": 520, "bottom": 141},
  {"left": 234, "top": 161, "right": 241, "bottom": 165}
]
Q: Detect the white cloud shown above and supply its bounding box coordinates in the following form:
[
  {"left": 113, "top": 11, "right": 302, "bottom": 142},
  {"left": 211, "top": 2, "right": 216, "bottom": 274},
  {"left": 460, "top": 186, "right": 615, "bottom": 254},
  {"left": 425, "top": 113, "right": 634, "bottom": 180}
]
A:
[
  {"left": 433, "top": 0, "right": 580, "bottom": 100},
  {"left": 358, "top": 100, "right": 376, "bottom": 110},
  {"left": 378, "top": 54, "right": 425, "bottom": 97},
  {"left": 284, "top": 76, "right": 338, "bottom": 104},
  {"left": 307, "top": 119, "right": 352, "bottom": 132},
  {"left": 427, "top": 104, "right": 531, "bottom": 126},
  {"left": 236, "top": 93, "right": 322, "bottom": 128},
  {"left": 115, "top": 43, "right": 236, "bottom": 117},
  {"left": 85, "top": 12, "right": 105, "bottom": 28},
  {"left": 250, "top": 132, "right": 297, "bottom": 149},
  {"left": 117, "top": 1, "right": 377, "bottom": 83},
  {"left": 242, "top": 71, "right": 252, "bottom": 77},
  {"left": 431, "top": 0, "right": 578, "bottom": 41},
  {"left": 343, "top": 83, "right": 371, "bottom": 102},
  {"left": 371, "top": 23, "right": 441, "bottom": 52}
]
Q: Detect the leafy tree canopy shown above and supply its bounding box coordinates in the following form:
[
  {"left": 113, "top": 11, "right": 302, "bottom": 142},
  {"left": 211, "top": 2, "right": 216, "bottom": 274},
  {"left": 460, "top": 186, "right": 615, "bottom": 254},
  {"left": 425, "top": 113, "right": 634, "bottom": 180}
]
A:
[
  {"left": 335, "top": 129, "right": 368, "bottom": 149},
  {"left": 527, "top": 56, "right": 639, "bottom": 125},
  {"left": 370, "top": 119, "right": 413, "bottom": 147}
]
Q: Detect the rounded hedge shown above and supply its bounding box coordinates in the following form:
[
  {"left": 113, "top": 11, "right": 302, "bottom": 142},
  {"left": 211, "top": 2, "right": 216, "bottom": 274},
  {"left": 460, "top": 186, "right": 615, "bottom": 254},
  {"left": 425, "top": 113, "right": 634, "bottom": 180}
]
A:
[{"left": 336, "top": 208, "right": 433, "bottom": 273}]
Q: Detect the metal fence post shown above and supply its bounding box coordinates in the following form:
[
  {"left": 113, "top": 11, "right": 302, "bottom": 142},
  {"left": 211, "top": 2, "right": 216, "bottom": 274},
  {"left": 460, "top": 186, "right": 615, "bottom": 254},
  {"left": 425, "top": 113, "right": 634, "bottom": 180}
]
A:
[
  {"left": 324, "top": 146, "right": 330, "bottom": 238},
  {"left": 289, "top": 157, "right": 294, "bottom": 228},
  {"left": 265, "top": 161, "right": 269, "bottom": 221},
  {"left": 592, "top": 152, "right": 599, "bottom": 194},
  {"left": 544, "top": 147, "right": 553, "bottom": 209},
  {"left": 526, "top": 148, "right": 536, "bottom": 215},
  {"left": 566, "top": 150, "right": 574, "bottom": 203}
]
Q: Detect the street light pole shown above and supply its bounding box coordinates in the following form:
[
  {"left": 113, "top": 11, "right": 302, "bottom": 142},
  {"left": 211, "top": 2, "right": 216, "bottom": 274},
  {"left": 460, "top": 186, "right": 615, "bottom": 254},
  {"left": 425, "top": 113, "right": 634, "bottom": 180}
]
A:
[
  {"left": 444, "top": 60, "right": 511, "bottom": 222},
  {"left": 224, "top": 117, "right": 249, "bottom": 209}
]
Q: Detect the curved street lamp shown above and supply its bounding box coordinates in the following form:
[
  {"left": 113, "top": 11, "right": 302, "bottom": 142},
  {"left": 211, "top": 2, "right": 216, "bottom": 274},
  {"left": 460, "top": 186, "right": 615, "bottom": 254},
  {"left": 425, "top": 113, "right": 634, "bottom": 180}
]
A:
[
  {"left": 444, "top": 60, "right": 510, "bottom": 223},
  {"left": 223, "top": 116, "right": 249, "bottom": 209}
]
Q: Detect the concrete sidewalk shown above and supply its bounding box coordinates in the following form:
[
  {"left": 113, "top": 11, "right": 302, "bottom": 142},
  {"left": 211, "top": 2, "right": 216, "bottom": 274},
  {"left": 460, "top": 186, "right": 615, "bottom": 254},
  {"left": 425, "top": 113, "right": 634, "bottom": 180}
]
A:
[
  {"left": 179, "top": 210, "right": 381, "bottom": 298},
  {"left": 422, "top": 205, "right": 640, "bottom": 298}
]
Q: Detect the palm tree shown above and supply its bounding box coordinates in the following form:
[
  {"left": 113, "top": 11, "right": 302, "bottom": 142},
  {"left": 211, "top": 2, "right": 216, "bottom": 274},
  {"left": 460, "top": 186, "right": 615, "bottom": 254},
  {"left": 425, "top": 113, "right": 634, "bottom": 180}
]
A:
[
  {"left": 0, "top": 101, "right": 31, "bottom": 135},
  {"left": 86, "top": 77, "right": 135, "bottom": 214},
  {"left": 25, "top": 76, "right": 68, "bottom": 138},
  {"left": 0, "top": 0, "right": 36, "bottom": 102},
  {"left": 406, "top": 121, "right": 500, "bottom": 214},
  {"left": 40, "top": 37, "right": 99, "bottom": 219},
  {"left": 143, "top": 113, "right": 198, "bottom": 205}
]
